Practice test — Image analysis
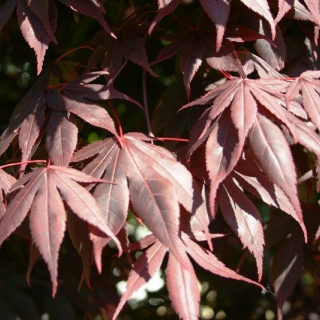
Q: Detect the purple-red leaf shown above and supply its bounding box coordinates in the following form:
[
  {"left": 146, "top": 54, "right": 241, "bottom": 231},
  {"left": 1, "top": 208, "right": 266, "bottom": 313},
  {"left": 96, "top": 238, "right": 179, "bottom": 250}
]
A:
[
  {"left": 275, "top": 0, "right": 294, "bottom": 24},
  {"left": 218, "top": 178, "right": 264, "bottom": 280},
  {"left": 27, "top": 0, "right": 57, "bottom": 44},
  {"left": 240, "top": 0, "right": 276, "bottom": 39},
  {"left": 199, "top": 0, "right": 231, "bottom": 51},
  {"left": 153, "top": 18, "right": 234, "bottom": 98},
  {"left": 46, "top": 111, "right": 78, "bottom": 166},
  {"left": 254, "top": 22, "right": 286, "bottom": 71},
  {"left": 233, "top": 163, "right": 297, "bottom": 216},
  {"left": 0, "top": 169, "right": 16, "bottom": 219},
  {"left": 166, "top": 252, "right": 200, "bottom": 320},
  {"left": 149, "top": 0, "right": 181, "bottom": 35},
  {"left": 17, "top": 0, "right": 53, "bottom": 74},
  {"left": 58, "top": 0, "right": 115, "bottom": 37},
  {"left": 248, "top": 112, "right": 307, "bottom": 240},
  {"left": 113, "top": 241, "right": 167, "bottom": 320},
  {"left": 0, "top": 164, "right": 120, "bottom": 295},
  {"left": 206, "top": 109, "right": 243, "bottom": 217},
  {"left": 271, "top": 229, "right": 304, "bottom": 307},
  {"left": 67, "top": 213, "right": 92, "bottom": 289},
  {"left": 182, "top": 233, "right": 264, "bottom": 289},
  {"left": 286, "top": 71, "right": 320, "bottom": 132},
  {"left": 72, "top": 133, "right": 203, "bottom": 270}
]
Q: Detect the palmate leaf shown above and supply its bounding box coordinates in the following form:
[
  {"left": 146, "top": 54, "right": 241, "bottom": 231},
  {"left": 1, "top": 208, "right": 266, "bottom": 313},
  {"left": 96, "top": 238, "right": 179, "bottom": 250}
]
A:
[
  {"left": 0, "top": 68, "right": 139, "bottom": 167},
  {"left": 286, "top": 70, "right": 320, "bottom": 132},
  {"left": 152, "top": 17, "right": 234, "bottom": 98},
  {"left": 117, "top": 230, "right": 262, "bottom": 319},
  {"left": 87, "top": 15, "right": 156, "bottom": 77},
  {"left": 2, "top": 0, "right": 114, "bottom": 74},
  {"left": 0, "top": 164, "right": 121, "bottom": 296},
  {"left": 150, "top": 0, "right": 273, "bottom": 52},
  {"left": 182, "top": 76, "right": 311, "bottom": 231},
  {"left": 71, "top": 132, "right": 207, "bottom": 271}
]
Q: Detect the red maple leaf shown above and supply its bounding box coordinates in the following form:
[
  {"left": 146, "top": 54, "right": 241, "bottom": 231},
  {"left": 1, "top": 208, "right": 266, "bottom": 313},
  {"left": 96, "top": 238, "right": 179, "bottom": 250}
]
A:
[{"left": 0, "top": 164, "right": 121, "bottom": 296}]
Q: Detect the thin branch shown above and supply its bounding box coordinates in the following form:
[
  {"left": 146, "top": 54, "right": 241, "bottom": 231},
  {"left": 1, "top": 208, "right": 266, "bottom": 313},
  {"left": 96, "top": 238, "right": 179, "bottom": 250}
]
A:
[
  {"left": 54, "top": 46, "right": 94, "bottom": 62},
  {"left": 107, "top": 60, "right": 128, "bottom": 87}
]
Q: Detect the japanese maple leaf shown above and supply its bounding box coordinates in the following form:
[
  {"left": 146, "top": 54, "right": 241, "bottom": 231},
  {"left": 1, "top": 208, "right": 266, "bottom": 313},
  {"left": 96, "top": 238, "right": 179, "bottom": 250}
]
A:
[
  {"left": 149, "top": 0, "right": 274, "bottom": 51},
  {"left": 112, "top": 241, "right": 167, "bottom": 320},
  {"left": 4, "top": 0, "right": 114, "bottom": 74},
  {"left": 17, "top": 0, "right": 57, "bottom": 74},
  {"left": 152, "top": 17, "right": 234, "bottom": 98},
  {"left": 0, "top": 68, "right": 139, "bottom": 167},
  {"left": 286, "top": 70, "right": 320, "bottom": 131},
  {"left": 0, "top": 164, "right": 121, "bottom": 296},
  {"left": 181, "top": 233, "right": 265, "bottom": 289},
  {"left": 271, "top": 228, "right": 304, "bottom": 309},
  {"left": 71, "top": 132, "right": 206, "bottom": 271},
  {"left": 183, "top": 77, "right": 293, "bottom": 214},
  {"left": 87, "top": 14, "right": 156, "bottom": 77},
  {"left": 114, "top": 231, "right": 263, "bottom": 319},
  {"left": 183, "top": 76, "right": 311, "bottom": 242},
  {"left": 218, "top": 177, "right": 265, "bottom": 280}
]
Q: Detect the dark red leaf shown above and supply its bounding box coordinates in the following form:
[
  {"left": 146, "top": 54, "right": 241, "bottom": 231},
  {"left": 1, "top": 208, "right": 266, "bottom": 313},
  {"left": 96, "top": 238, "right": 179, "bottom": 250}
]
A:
[
  {"left": 17, "top": 0, "right": 53, "bottom": 74},
  {"left": 72, "top": 133, "right": 203, "bottom": 269},
  {"left": 254, "top": 21, "right": 286, "bottom": 71},
  {"left": 27, "top": 0, "right": 57, "bottom": 44},
  {"left": 199, "top": 0, "right": 231, "bottom": 51},
  {"left": 271, "top": 229, "right": 304, "bottom": 307},
  {"left": 304, "top": 0, "right": 320, "bottom": 25},
  {"left": 58, "top": 0, "right": 115, "bottom": 37},
  {"left": 153, "top": 18, "right": 234, "bottom": 98},
  {"left": 0, "top": 169, "right": 16, "bottom": 219},
  {"left": 88, "top": 17, "right": 156, "bottom": 76},
  {"left": 286, "top": 71, "right": 320, "bottom": 132},
  {"left": 0, "top": 64, "right": 51, "bottom": 157},
  {"left": 240, "top": 0, "right": 275, "bottom": 39},
  {"left": 149, "top": 0, "right": 181, "bottom": 35},
  {"left": 67, "top": 213, "right": 92, "bottom": 289}
]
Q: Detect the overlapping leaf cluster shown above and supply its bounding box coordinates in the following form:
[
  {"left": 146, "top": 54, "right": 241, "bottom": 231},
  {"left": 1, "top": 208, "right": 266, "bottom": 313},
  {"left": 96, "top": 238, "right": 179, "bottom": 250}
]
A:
[{"left": 1, "top": 0, "right": 320, "bottom": 319}]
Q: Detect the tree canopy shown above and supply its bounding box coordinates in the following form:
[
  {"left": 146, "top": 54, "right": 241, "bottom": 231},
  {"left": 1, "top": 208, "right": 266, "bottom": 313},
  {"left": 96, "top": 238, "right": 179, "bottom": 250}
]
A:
[{"left": 1, "top": 0, "right": 320, "bottom": 319}]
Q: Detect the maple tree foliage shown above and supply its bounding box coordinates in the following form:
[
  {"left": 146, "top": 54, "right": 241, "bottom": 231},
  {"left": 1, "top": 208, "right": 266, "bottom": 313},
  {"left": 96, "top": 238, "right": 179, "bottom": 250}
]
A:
[{"left": 1, "top": 0, "right": 320, "bottom": 319}]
